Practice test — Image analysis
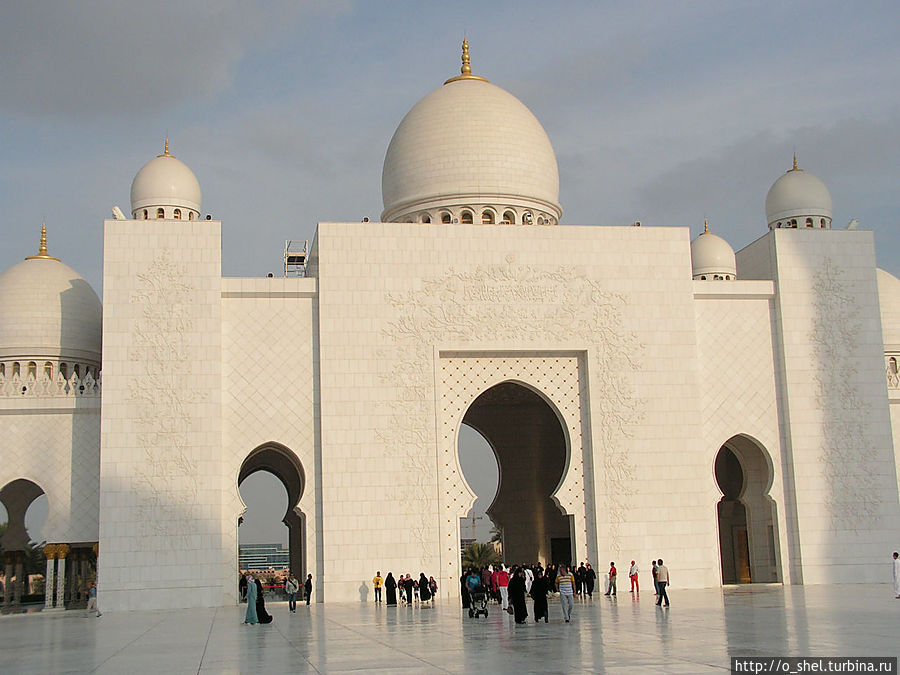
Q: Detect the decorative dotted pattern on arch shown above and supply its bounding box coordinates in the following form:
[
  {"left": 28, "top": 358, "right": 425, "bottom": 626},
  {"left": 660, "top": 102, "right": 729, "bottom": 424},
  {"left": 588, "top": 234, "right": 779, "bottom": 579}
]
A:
[{"left": 436, "top": 354, "right": 590, "bottom": 581}]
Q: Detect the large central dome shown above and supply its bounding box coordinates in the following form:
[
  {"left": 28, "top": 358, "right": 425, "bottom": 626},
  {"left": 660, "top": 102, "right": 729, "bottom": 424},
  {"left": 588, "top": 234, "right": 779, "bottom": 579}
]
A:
[{"left": 381, "top": 41, "right": 561, "bottom": 225}]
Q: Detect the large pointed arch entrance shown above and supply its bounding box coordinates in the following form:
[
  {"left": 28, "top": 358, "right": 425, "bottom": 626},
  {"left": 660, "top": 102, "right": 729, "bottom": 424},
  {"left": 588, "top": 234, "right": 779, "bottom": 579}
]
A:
[
  {"left": 438, "top": 353, "right": 594, "bottom": 599},
  {"left": 461, "top": 382, "right": 573, "bottom": 565},
  {"left": 714, "top": 435, "right": 781, "bottom": 584},
  {"left": 238, "top": 443, "right": 306, "bottom": 580}
]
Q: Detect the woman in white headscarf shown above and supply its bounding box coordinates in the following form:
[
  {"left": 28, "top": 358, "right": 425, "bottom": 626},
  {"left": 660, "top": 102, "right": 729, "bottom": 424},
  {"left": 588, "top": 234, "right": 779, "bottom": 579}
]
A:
[{"left": 244, "top": 574, "right": 258, "bottom": 625}]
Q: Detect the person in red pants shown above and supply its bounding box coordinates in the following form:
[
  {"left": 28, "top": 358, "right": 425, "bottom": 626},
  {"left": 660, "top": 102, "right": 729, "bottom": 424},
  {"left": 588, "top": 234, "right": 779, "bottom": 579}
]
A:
[{"left": 629, "top": 560, "right": 639, "bottom": 592}]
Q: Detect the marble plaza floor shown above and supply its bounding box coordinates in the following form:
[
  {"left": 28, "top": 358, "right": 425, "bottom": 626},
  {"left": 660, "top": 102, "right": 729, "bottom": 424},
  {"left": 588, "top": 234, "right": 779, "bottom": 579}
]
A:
[{"left": 1, "top": 584, "right": 898, "bottom": 674}]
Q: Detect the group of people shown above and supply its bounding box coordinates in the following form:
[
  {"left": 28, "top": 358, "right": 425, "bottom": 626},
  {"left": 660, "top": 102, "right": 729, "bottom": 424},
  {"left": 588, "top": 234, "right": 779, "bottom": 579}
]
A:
[
  {"left": 462, "top": 562, "right": 585, "bottom": 624},
  {"left": 459, "top": 558, "right": 672, "bottom": 623},
  {"left": 240, "top": 571, "right": 313, "bottom": 625},
  {"left": 600, "top": 559, "right": 670, "bottom": 605},
  {"left": 241, "top": 572, "right": 273, "bottom": 625},
  {"left": 374, "top": 572, "right": 438, "bottom": 606}
]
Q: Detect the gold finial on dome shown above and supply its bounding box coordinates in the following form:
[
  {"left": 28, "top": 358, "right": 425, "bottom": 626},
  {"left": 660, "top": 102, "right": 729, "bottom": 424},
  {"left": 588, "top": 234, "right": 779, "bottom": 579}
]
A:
[
  {"left": 461, "top": 37, "right": 472, "bottom": 76},
  {"left": 444, "top": 37, "right": 489, "bottom": 84},
  {"left": 25, "top": 223, "right": 61, "bottom": 261},
  {"left": 704, "top": 218, "right": 709, "bottom": 234},
  {"left": 789, "top": 151, "right": 802, "bottom": 172},
  {"left": 158, "top": 137, "right": 174, "bottom": 158}
]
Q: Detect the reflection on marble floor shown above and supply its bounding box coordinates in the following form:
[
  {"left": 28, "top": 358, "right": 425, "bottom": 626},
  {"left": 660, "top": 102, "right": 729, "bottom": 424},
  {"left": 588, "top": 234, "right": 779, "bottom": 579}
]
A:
[{"left": 1, "top": 584, "right": 898, "bottom": 674}]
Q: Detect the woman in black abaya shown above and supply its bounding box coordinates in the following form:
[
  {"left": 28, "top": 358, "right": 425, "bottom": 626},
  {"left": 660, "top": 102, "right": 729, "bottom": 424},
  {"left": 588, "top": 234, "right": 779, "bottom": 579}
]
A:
[
  {"left": 461, "top": 572, "right": 470, "bottom": 609},
  {"left": 418, "top": 573, "right": 431, "bottom": 603},
  {"left": 530, "top": 568, "right": 549, "bottom": 623},
  {"left": 508, "top": 567, "right": 528, "bottom": 624},
  {"left": 255, "top": 577, "right": 273, "bottom": 624},
  {"left": 385, "top": 572, "right": 397, "bottom": 606}
]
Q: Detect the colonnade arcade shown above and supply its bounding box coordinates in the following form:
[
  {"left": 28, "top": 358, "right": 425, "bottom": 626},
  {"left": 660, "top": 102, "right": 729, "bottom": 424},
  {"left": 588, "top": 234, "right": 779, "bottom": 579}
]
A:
[{"left": 0, "top": 479, "right": 96, "bottom": 613}]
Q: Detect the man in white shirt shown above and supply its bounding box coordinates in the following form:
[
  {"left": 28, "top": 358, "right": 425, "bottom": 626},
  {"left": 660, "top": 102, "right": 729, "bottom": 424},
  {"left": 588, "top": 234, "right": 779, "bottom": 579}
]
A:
[
  {"left": 284, "top": 574, "right": 299, "bottom": 612},
  {"left": 655, "top": 558, "right": 670, "bottom": 607},
  {"left": 629, "top": 560, "right": 639, "bottom": 592}
]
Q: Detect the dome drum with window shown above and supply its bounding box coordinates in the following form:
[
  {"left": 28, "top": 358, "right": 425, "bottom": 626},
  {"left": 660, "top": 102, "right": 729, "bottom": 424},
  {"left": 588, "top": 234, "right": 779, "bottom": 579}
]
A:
[
  {"left": 130, "top": 140, "right": 202, "bottom": 221},
  {"left": 691, "top": 221, "right": 736, "bottom": 281},
  {"left": 765, "top": 155, "right": 832, "bottom": 230},
  {"left": 0, "top": 227, "right": 102, "bottom": 376},
  {"left": 381, "top": 40, "right": 562, "bottom": 226}
]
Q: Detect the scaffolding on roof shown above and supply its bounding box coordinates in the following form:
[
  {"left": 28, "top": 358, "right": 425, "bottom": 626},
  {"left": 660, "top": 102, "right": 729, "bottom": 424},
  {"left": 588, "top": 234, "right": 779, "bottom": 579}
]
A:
[{"left": 284, "top": 240, "right": 308, "bottom": 277}]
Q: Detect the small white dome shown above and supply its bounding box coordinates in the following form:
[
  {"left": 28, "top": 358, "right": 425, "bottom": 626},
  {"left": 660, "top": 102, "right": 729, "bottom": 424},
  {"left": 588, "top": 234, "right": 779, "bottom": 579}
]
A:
[
  {"left": 0, "top": 235, "right": 102, "bottom": 364},
  {"left": 381, "top": 43, "right": 560, "bottom": 222},
  {"left": 130, "top": 141, "right": 202, "bottom": 217},
  {"left": 765, "top": 158, "right": 832, "bottom": 229},
  {"left": 877, "top": 268, "right": 900, "bottom": 348},
  {"left": 691, "top": 226, "right": 736, "bottom": 280}
]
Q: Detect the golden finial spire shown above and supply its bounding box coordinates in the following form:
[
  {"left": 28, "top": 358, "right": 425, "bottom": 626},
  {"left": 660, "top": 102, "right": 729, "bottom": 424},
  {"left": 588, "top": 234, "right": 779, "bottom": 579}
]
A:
[
  {"left": 25, "top": 223, "right": 60, "bottom": 261},
  {"left": 792, "top": 151, "right": 798, "bottom": 171},
  {"left": 461, "top": 37, "right": 472, "bottom": 76},
  {"left": 158, "top": 137, "right": 173, "bottom": 158},
  {"left": 704, "top": 218, "right": 709, "bottom": 234},
  {"left": 444, "top": 37, "right": 489, "bottom": 84}
]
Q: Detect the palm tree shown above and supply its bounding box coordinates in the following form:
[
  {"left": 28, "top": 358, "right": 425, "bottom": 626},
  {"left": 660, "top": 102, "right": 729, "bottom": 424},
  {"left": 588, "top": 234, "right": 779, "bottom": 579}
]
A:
[
  {"left": 489, "top": 526, "right": 503, "bottom": 543},
  {"left": 462, "top": 542, "right": 500, "bottom": 570}
]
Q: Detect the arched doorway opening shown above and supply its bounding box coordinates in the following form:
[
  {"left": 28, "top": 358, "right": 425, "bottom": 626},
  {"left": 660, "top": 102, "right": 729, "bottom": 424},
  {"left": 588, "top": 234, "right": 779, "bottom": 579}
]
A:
[
  {"left": 714, "top": 436, "right": 780, "bottom": 584},
  {"left": 238, "top": 444, "right": 306, "bottom": 583},
  {"left": 459, "top": 382, "right": 573, "bottom": 566},
  {"left": 458, "top": 424, "right": 500, "bottom": 561},
  {"left": 0, "top": 479, "right": 47, "bottom": 611}
]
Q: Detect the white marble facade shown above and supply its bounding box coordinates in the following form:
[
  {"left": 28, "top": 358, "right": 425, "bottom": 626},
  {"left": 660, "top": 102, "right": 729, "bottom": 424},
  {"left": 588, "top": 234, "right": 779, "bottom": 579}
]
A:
[{"left": 2, "top": 43, "right": 900, "bottom": 611}]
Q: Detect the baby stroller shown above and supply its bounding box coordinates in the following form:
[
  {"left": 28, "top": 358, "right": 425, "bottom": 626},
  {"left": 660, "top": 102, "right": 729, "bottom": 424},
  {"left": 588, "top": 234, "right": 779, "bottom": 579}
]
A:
[{"left": 468, "top": 584, "right": 489, "bottom": 618}]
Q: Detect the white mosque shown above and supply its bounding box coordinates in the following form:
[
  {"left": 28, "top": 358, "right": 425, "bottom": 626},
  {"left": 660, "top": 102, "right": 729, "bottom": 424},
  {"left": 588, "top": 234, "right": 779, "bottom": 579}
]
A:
[{"left": 2, "top": 41, "right": 899, "bottom": 612}]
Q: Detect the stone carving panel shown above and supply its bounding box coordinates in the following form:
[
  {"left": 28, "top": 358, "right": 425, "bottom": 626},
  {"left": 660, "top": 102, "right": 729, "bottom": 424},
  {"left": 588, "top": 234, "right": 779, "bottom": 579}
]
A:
[
  {"left": 378, "top": 256, "right": 643, "bottom": 568},
  {"left": 127, "top": 251, "right": 204, "bottom": 548},
  {"left": 809, "top": 258, "right": 879, "bottom": 528}
]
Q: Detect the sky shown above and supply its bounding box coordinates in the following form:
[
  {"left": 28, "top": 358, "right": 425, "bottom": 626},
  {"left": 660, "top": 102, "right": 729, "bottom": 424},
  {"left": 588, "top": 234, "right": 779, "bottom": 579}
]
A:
[{"left": 2, "top": 2, "right": 899, "bottom": 545}]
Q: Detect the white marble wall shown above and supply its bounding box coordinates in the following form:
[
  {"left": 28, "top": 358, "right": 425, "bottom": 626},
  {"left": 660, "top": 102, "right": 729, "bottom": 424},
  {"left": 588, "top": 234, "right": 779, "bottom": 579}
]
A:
[
  {"left": 313, "top": 221, "right": 718, "bottom": 599},
  {"left": 692, "top": 281, "right": 789, "bottom": 582},
  {"left": 738, "top": 229, "right": 900, "bottom": 583},
  {"left": 90, "top": 217, "right": 900, "bottom": 612},
  {"left": 0, "top": 398, "right": 100, "bottom": 544},
  {"left": 221, "top": 277, "right": 318, "bottom": 603},
  {"left": 99, "top": 219, "right": 223, "bottom": 611}
]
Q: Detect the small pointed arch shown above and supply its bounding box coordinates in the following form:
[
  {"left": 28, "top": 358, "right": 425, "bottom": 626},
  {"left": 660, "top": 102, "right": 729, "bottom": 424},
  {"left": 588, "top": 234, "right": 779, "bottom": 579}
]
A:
[
  {"left": 713, "top": 433, "right": 780, "bottom": 584},
  {"left": 0, "top": 478, "right": 46, "bottom": 551},
  {"left": 238, "top": 442, "right": 307, "bottom": 581}
]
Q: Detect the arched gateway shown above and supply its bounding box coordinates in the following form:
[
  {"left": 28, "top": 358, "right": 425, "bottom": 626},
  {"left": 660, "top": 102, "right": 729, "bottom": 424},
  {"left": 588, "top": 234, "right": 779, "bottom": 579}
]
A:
[
  {"left": 714, "top": 435, "right": 781, "bottom": 584},
  {"left": 461, "top": 383, "right": 573, "bottom": 565},
  {"left": 238, "top": 443, "right": 306, "bottom": 581},
  {"left": 437, "top": 354, "right": 594, "bottom": 599}
]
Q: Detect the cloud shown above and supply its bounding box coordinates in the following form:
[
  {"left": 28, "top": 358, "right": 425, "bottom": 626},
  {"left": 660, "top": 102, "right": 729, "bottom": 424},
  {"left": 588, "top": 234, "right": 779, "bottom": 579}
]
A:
[
  {"left": 0, "top": 1, "right": 340, "bottom": 118},
  {"left": 621, "top": 114, "right": 900, "bottom": 275}
]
